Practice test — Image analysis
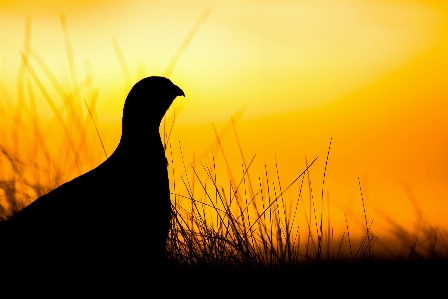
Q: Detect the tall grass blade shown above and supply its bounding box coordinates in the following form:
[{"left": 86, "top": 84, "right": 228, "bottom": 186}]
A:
[
  {"left": 164, "top": 8, "right": 212, "bottom": 78},
  {"left": 83, "top": 98, "right": 107, "bottom": 159}
]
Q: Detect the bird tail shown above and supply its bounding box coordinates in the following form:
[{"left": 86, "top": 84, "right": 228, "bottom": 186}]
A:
[{"left": 0, "top": 218, "right": 14, "bottom": 286}]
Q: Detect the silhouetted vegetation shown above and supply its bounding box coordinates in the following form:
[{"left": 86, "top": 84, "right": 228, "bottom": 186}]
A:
[{"left": 1, "top": 10, "right": 447, "bottom": 295}]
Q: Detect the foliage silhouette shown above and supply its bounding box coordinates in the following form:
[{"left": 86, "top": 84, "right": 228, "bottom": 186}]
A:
[{"left": 1, "top": 7, "right": 448, "bottom": 296}]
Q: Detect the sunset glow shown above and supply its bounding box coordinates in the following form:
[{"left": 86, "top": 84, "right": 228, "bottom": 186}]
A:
[{"left": 1, "top": 1, "right": 448, "bottom": 255}]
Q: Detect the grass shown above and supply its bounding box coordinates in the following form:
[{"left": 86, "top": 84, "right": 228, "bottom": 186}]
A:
[{"left": 1, "top": 10, "right": 448, "bottom": 291}]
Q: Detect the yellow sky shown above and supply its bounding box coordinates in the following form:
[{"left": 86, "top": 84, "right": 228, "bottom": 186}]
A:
[{"left": 1, "top": 1, "right": 448, "bottom": 244}]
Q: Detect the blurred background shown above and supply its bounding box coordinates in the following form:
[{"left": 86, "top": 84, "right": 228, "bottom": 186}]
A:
[{"left": 1, "top": 1, "right": 447, "bottom": 253}]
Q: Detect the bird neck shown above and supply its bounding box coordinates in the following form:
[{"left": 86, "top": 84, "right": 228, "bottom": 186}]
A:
[{"left": 116, "top": 130, "right": 166, "bottom": 161}]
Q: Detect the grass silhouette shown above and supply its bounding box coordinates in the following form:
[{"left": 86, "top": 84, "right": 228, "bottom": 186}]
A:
[{"left": 1, "top": 9, "right": 448, "bottom": 294}]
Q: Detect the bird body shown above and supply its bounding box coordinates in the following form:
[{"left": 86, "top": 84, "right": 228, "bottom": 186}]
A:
[{"left": 0, "top": 76, "right": 184, "bottom": 294}]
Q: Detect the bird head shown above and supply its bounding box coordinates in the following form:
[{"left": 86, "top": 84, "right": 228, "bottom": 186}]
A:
[{"left": 121, "top": 76, "right": 185, "bottom": 138}]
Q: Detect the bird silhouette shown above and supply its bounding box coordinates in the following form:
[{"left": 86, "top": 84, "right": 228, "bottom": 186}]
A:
[{"left": 0, "top": 76, "right": 184, "bottom": 295}]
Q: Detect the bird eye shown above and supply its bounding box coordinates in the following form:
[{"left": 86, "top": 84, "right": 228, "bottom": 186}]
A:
[{"left": 146, "top": 88, "right": 160, "bottom": 94}]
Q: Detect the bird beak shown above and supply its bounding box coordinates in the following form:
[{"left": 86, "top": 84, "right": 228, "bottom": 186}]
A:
[{"left": 173, "top": 85, "right": 185, "bottom": 97}]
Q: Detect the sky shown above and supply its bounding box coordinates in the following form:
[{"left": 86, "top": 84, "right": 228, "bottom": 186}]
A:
[{"left": 1, "top": 0, "right": 448, "bottom": 247}]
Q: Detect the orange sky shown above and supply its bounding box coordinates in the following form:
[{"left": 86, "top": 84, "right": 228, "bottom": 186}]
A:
[{"left": 1, "top": 1, "right": 448, "bottom": 249}]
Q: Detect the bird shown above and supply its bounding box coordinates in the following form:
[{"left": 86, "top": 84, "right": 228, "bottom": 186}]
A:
[{"left": 0, "top": 76, "right": 185, "bottom": 295}]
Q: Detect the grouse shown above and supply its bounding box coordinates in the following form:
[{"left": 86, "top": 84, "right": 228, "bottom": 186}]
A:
[{"left": 1, "top": 76, "right": 184, "bottom": 295}]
